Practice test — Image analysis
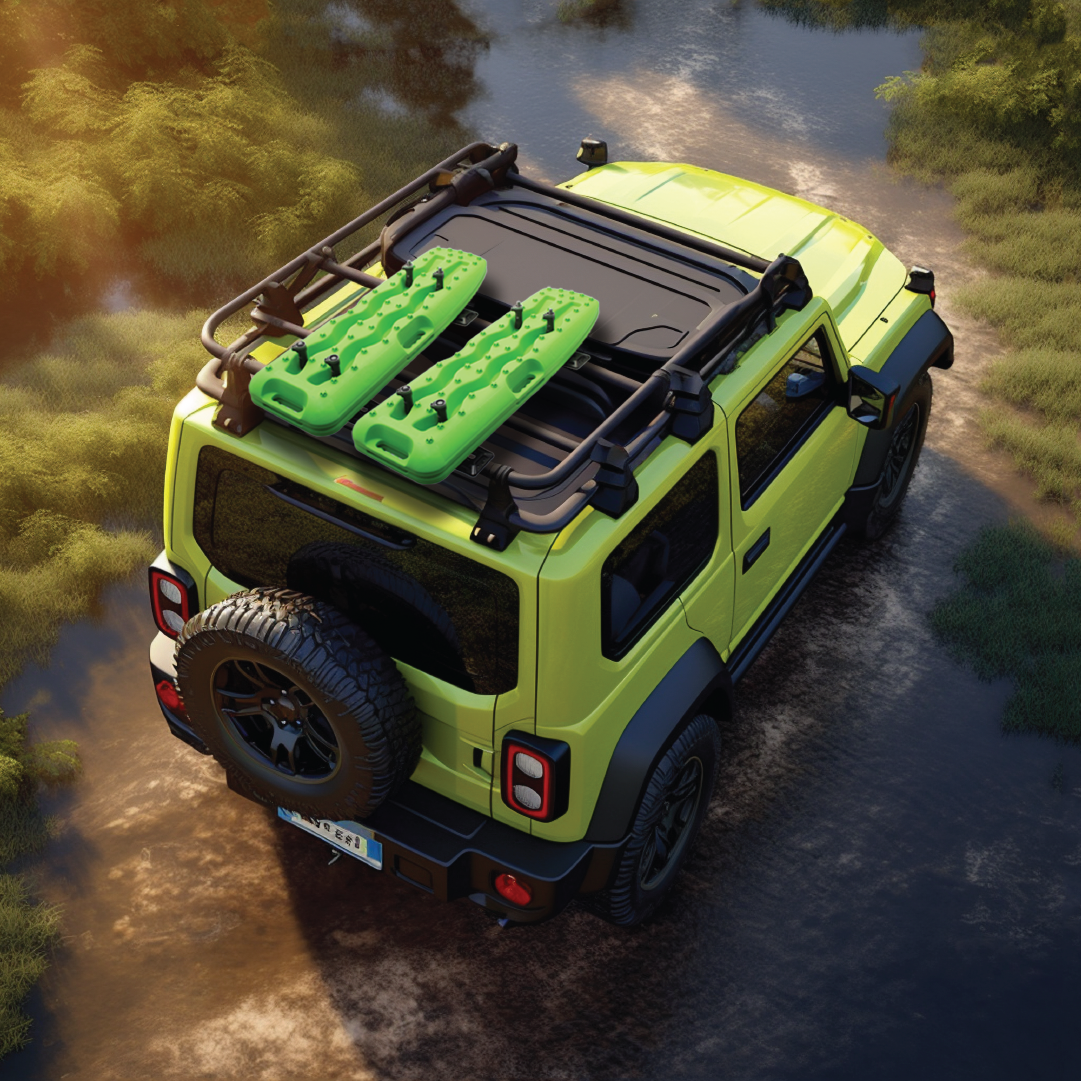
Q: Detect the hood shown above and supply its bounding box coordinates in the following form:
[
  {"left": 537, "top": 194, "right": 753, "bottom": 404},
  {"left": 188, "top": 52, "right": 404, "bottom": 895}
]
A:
[{"left": 562, "top": 162, "right": 906, "bottom": 352}]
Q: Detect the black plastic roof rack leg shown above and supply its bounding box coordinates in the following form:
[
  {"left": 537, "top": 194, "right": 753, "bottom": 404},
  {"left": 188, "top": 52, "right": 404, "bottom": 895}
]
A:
[{"left": 472, "top": 465, "right": 521, "bottom": 551}]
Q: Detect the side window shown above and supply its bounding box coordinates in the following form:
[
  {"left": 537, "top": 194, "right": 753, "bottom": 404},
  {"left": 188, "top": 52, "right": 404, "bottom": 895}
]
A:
[
  {"left": 735, "top": 329, "right": 839, "bottom": 508},
  {"left": 601, "top": 452, "right": 718, "bottom": 660}
]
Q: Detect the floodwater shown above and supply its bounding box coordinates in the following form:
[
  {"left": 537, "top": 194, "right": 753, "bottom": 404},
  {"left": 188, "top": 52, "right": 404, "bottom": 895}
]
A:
[{"left": 5, "top": 3, "right": 1081, "bottom": 1079}]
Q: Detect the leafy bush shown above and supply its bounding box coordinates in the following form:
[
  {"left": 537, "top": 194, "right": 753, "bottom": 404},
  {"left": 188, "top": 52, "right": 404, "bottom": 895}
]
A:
[{"left": 0, "top": 707, "right": 80, "bottom": 1056}]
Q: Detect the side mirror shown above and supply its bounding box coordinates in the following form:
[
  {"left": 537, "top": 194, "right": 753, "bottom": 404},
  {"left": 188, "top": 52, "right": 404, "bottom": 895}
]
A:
[{"left": 847, "top": 365, "right": 899, "bottom": 430}]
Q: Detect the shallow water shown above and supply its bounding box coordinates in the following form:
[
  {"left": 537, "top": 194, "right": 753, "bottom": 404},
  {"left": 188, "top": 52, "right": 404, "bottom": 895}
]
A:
[{"left": 5, "top": 4, "right": 1079, "bottom": 1079}]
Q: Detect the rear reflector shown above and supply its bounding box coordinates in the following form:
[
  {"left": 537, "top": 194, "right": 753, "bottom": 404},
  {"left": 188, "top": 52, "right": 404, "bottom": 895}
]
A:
[
  {"left": 155, "top": 679, "right": 185, "bottom": 717},
  {"left": 494, "top": 873, "right": 532, "bottom": 907}
]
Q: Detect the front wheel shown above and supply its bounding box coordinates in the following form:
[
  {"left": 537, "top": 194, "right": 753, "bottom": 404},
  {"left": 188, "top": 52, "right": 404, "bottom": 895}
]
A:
[
  {"left": 583, "top": 714, "right": 721, "bottom": 927},
  {"left": 856, "top": 372, "right": 932, "bottom": 541}
]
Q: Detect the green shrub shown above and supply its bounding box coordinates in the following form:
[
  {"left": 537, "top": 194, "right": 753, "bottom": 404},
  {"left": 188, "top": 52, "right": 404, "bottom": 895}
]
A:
[{"left": 0, "top": 708, "right": 81, "bottom": 1056}]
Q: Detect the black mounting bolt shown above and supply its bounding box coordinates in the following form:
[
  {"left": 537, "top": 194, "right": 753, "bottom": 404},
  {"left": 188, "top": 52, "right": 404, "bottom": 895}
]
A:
[
  {"left": 292, "top": 340, "right": 308, "bottom": 369},
  {"left": 431, "top": 398, "right": 448, "bottom": 423},
  {"left": 325, "top": 354, "right": 341, "bottom": 378},
  {"left": 397, "top": 385, "right": 414, "bottom": 414},
  {"left": 544, "top": 308, "right": 556, "bottom": 333},
  {"left": 511, "top": 302, "right": 523, "bottom": 331},
  {"left": 433, "top": 267, "right": 445, "bottom": 291},
  {"left": 403, "top": 260, "right": 414, "bottom": 287}
]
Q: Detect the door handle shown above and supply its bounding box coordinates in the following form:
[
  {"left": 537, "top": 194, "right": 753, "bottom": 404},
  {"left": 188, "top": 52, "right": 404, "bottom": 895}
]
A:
[{"left": 742, "top": 528, "right": 770, "bottom": 573}]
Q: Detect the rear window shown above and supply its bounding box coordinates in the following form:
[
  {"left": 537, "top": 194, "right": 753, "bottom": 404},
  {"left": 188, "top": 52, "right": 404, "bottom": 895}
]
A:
[{"left": 192, "top": 446, "right": 519, "bottom": 695}]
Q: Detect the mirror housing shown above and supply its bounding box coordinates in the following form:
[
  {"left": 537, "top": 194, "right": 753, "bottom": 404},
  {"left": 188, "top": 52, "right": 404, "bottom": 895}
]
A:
[{"left": 847, "top": 365, "right": 899, "bottom": 430}]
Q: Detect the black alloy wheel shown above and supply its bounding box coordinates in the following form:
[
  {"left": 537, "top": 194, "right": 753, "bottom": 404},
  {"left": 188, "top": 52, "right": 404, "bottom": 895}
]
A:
[
  {"left": 582, "top": 712, "right": 721, "bottom": 927},
  {"left": 858, "top": 371, "right": 932, "bottom": 540},
  {"left": 877, "top": 402, "right": 920, "bottom": 511},
  {"left": 639, "top": 755, "right": 704, "bottom": 890},
  {"left": 213, "top": 658, "right": 340, "bottom": 780}
]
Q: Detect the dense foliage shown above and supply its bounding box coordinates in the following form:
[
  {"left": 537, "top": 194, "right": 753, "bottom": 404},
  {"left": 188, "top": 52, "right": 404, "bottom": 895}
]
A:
[
  {"left": 0, "top": 707, "right": 80, "bottom": 1055},
  {"left": 0, "top": 0, "right": 485, "bottom": 306}
]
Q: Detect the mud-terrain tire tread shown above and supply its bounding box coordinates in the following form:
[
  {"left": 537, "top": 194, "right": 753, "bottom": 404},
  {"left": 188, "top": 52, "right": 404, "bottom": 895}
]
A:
[
  {"left": 858, "top": 372, "right": 933, "bottom": 541},
  {"left": 175, "top": 587, "right": 419, "bottom": 820},
  {"left": 583, "top": 713, "right": 721, "bottom": 927},
  {"left": 287, "top": 541, "right": 471, "bottom": 689}
]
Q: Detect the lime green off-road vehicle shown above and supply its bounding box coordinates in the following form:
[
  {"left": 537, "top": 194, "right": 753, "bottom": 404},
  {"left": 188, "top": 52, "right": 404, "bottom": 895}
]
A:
[{"left": 148, "top": 139, "right": 952, "bottom": 925}]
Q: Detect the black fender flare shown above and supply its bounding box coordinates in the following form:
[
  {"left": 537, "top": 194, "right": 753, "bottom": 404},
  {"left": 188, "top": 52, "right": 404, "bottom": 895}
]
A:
[
  {"left": 584, "top": 638, "right": 733, "bottom": 844},
  {"left": 852, "top": 309, "right": 952, "bottom": 487}
]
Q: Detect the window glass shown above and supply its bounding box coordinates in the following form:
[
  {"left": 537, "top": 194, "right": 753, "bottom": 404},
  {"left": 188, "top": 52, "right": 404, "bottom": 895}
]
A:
[
  {"left": 601, "top": 452, "right": 718, "bottom": 660},
  {"left": 734, "top": 330, "right": 837, "bottom": 506},
  {"left": 193, "top": 446, "right": 518, "bottom": 695}
]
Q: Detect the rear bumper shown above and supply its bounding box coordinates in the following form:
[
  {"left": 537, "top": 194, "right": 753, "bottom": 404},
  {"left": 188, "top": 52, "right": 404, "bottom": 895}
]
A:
[{"left": 150, "top": 631, "right": 621, "bottom": 923}]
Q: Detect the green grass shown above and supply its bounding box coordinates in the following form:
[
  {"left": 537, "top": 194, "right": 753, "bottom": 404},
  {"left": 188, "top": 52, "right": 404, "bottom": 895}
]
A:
[
  {"left": 931, "top": 522, "right": 1081, "bottom": 740},
  {"left": 0, "top": 708, "right": 80, "bottom": 1056}
]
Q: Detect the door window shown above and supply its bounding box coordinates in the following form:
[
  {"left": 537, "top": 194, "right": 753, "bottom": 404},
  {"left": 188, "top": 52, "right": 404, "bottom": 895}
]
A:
[
  {"left": 601, "top": 452, "right": 718, "bottom": 660},
  {"left": 734, "top": 330, "right": 839, "bottom": 508}
]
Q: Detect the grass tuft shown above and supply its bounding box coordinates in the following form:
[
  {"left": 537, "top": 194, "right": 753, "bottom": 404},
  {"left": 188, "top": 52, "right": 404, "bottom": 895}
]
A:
[{"left": 931, "top": 522, "right": 1081, "bottom": 740}]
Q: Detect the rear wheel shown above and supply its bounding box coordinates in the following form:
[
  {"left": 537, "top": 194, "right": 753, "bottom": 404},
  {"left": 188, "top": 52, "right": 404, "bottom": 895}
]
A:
[{"left": 583, "top": 713, "right": 720, "bottom": 927}]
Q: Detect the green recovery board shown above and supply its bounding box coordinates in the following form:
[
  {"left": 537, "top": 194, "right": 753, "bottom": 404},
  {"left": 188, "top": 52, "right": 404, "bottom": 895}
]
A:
[
  {"left": 352, "top": 287, "right": 600, "bottom": 484},
  {"left": 248, "top": 247, "right": 487, "bottom": 436}
]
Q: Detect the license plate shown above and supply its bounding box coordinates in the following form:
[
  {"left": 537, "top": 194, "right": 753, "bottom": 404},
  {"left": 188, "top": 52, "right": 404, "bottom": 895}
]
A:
[{"left": 277, "top": 808, "right": 383, "bottom": 870}]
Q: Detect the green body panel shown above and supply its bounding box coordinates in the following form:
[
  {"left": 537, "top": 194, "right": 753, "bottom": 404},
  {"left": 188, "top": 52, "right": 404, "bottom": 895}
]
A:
[
  {"left": 710, "top": 301, "right": 858, "bottom": 646},
  {"left": 166, "top": 159, "right": 934, "bottom": 848},
  {"left": 249, "top": 247, "right": 486, "bottom": 436},
  {"left": 353, "top": 287, "right": 599, "bottom": 484}
]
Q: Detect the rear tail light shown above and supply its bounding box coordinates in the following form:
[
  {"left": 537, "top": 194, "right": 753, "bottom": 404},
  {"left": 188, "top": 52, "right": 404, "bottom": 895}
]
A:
[
  {"left": 148, "top": 553, "right": 198, "bottom": 639},
  {"left": 494, "top": 872, "right": 533, "bottom": 907},
  {"left": 501, "top": 732, "right": 570, "bottom": 822}
]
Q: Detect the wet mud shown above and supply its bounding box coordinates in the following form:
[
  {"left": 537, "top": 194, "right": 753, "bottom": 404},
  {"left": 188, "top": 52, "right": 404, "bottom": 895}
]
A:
[{"left": 6, "top": 3, "right": 1081, "bottom": 1079}]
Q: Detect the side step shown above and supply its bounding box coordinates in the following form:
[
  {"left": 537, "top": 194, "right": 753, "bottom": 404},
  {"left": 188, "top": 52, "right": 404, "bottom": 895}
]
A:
[
  {"left": 249, "top": 247, "right": 487, "bottom": 436},
  {"left": 352, "top": 287, "right": 599, "bottom": 484}
]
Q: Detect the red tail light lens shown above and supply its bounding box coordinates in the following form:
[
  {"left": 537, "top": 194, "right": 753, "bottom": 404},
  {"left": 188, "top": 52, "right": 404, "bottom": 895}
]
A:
[
  {"left": 150, "top": 569, "right": 191, "bottom": 638},
  {"left": 494, "top": 873, "right": 533, "bottom": 907},
  {"left": 500, "top": 733, "right": 570, "bottom": 822}
]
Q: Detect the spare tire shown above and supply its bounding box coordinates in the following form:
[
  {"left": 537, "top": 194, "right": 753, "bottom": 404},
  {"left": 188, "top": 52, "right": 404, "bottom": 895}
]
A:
[
  {"left": 175, "top": 587, "right": 419, "bottom": 820},
  {"left": 287, "top": 540, "right": 474, "bottom": 692}
]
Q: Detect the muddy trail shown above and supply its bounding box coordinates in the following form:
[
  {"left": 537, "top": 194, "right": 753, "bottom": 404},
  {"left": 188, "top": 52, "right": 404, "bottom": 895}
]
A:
[{"left": 5, "top": 3, "right": 1081, "bottom": 1079}]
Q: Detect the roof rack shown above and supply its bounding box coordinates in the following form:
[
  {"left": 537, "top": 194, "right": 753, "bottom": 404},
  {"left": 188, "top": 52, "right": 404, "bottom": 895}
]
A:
[{"left": 198, "top": 141, "right": 812, "bottom": 551}]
